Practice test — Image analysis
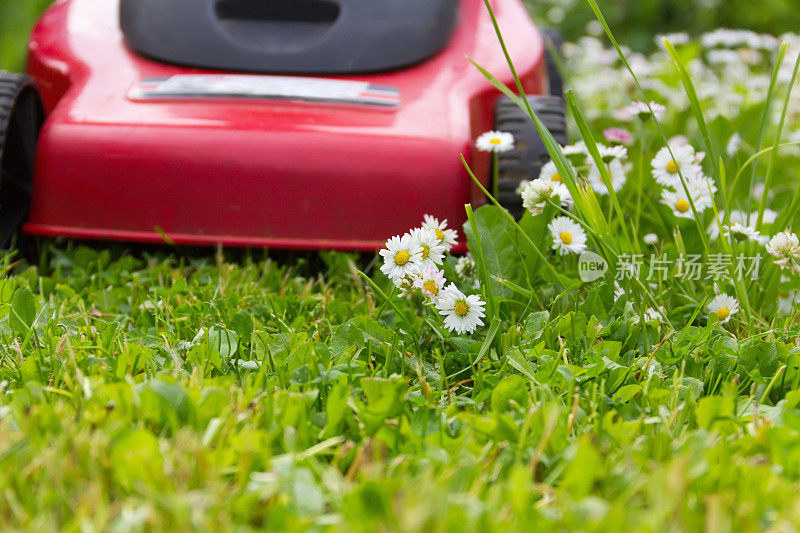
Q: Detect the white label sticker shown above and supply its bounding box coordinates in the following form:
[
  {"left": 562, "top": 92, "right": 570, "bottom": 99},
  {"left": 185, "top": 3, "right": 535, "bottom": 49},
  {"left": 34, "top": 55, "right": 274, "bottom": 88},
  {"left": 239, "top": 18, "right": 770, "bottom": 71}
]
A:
[{"left": 130, "top": 75, "right": 400, "bottom": 107}]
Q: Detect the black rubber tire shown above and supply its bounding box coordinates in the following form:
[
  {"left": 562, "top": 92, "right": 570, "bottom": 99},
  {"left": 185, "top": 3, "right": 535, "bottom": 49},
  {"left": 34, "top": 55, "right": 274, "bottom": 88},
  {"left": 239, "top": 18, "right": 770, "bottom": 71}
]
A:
[
  {"left": 0, "top": 73, "right": 44, "bottom": 250},
  {"left": 541, "top": 28, "right": 565, "bottom": 97},
  {"left": 493, "top": 95, "right": 568, "bottom": 218}
]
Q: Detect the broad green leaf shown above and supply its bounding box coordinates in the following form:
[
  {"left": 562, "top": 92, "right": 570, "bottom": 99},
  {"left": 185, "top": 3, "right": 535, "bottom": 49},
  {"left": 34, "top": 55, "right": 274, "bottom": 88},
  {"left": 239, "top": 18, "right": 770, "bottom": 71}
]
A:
[
  {"left": 207, "top": 326, "right": 239, "bottom": 360},
  {"left": 10, "top": 288, "right": 36, "bottom": 336},
  {"left": 613, "top": 384, "right": 642, "bottom": 403},
  {"left": 490, "top": 375, "right": 529, "bottom": 412},
  {"left": 230, "top": 309, "right": 254, "bottom": 345}
]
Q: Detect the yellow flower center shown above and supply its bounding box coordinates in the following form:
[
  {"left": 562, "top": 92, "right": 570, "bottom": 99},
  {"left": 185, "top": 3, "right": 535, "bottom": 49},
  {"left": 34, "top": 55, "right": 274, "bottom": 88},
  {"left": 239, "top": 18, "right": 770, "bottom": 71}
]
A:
[
  {"left": 675, "top": 199, "right": 690, "bottom": 213},
  {"left": 560, "top": 232, "right": 573, "bottom": 245},
  {"left": 424, "top": 280, "right": 439, "bottom": 296},
  {"left": 489, "top": 138, "right": 502, "bottom": 145},
  {"left": 551, "top": 173, "right": 563, "bottom": 183},
  {"left": 395, "top": 250, "right": 410, "bottom": 266},
  {"left": 666, "top": 160, "right": 679, "bottom": 174},
  {"left": 420, "top": 244, "right": 430, "bottom": 259},
  {"left": 716, "top": 307, "right": 730, "bottom": 321},
  {"left": 454, "top": 300, "right": 469, "bottom": 317},
  {"left": 435, "top": 229, "right": 445, "bottom": 242}
]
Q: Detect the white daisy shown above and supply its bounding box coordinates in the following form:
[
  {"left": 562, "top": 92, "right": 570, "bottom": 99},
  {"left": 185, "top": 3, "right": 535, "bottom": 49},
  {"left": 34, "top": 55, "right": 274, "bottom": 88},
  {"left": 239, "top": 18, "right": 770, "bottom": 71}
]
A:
[
  {"left": 656, "top": 32, "right": 690, "bottom": 46},
  {"left": 421, "top": 214, "right": 459, "bottom": 251},
  {"left": 637, "top": 306, "right": 667, "bottom": 323},
  {"left": 778, "top": 287, "right": 798, "bottom": 316},
  {"left": 393, "top": 276, "right": 415, "bottom": 297},
  {"left": 660, "top": 189, "right": 699, "bottom": 219},
  {"left": 707, "top": 210, "right": 773, "bottom": 240},
  {"left": 660, "top": 175, "right": 715, "bottom": 218},
  {"left": 476, "top": 131, "right": 514, "bottom": 153},
  {"left": 548, "top": 216, "right": 588, "bottom": 255},
  {"left": 562, "top": 142, "right": 588, "bottom": 165},
  {"left": 539, "top": 160, "right": 574, "bottom": 185},
  {"left": 379, "top": 234, "right": 423, "bottom": 280},
  {"left": 562, "top": 142, "right": 587, "bottom": 157},
  {"left": 624, "top": 100, "right": 666, "bottom": 120},
  {"left": 707, "top": 293, "right": 740, "bottom": 324},
  {"left": 521, "top": 179, "right": 572, "bottom": 216},
  {"left": 751, "top": 183, "right": 766, "bottom": 203},
  {"left": 455, "top": 253, "right": 477, "bottom": 279},
  {"left": 413, "top": 264, "right": 447, "bottom": 301},
  {"left": 667, "top": 135, "right": 689, "bottom": 147},
  {"left": 701, "top": 29, "right": 777, "bottom": 51},
  {"left": 409, "top": 227, "right": 446, "bottom": 267},
  {"left": 708, "top": 210, "right": 748, "bottom": 240},
  {"left": 644, "top": 233, "right": 659, "bottom": 245},
  {"left": 697, "top": 173, "right": 718, "bottom": 195},
  {"left": 603, "top": 128, "right": 633, "bottom": 146},
  {"left": 706, "top": 49, "right": 741, "bottom": 65},
  {"left": 586, "top": 158, "right": 629, "bottom": 195},
  {"left": 762, "top": 209, "right": 778, "bottom": 225},
  {"left": 598, "top": 144, "right": 628, "bottom": 163},
  {"left": 436, "top": 285, "right": 486, "bottom": 335},
  {"left": 766, "top": 231, "right": 800, "bottom": 273},
  {"left": 726, "top": 133, "right": 743, "bottom": 156},
  {"left": 722, "top": 222, "right": 765, "bottom": 244},
  {"left": 613, "top": 108, "right": 634, "bottom": 122},
  {"left": 651, "top": 145, "right": 702, "bottom": 186}
]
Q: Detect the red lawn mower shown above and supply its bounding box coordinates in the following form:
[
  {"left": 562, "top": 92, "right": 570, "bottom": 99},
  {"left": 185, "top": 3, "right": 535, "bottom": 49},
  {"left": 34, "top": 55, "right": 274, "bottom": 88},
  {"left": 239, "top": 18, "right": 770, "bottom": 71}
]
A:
[{"left": 1, "top": 0, "right": 566, "bottom": 251}]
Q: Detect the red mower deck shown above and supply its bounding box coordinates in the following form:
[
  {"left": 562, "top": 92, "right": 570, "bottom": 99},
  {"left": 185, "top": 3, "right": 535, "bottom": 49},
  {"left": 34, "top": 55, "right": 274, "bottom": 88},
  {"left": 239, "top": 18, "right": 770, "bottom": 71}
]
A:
[{"left": 17, "top": 0, "right": 554, "bottom": 250}]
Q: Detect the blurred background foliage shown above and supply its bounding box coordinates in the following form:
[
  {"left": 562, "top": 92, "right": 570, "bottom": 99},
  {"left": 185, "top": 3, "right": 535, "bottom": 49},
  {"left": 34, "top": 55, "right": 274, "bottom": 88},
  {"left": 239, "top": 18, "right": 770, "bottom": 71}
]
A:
[
  {"left": 1, "top": 0, "right": 799, "bottom": 70},
  {"left": 0, "top": 0, "right": 52, "bottom": 70},
  {"left": 525, "top": 0, "right": 800, "bottom": 51}
]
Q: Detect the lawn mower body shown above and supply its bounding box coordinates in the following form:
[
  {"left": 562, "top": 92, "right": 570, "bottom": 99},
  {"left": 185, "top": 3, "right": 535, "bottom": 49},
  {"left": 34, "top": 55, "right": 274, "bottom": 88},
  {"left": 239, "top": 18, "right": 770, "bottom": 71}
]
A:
[{"left": 23, "top": 0, "right": 547, "bottom": 250}]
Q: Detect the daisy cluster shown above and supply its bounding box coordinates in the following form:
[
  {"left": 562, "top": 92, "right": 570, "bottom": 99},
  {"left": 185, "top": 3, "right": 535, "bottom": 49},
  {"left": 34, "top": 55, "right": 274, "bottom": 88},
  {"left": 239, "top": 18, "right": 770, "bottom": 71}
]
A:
[
  {"left": 468, "top": 25, "right": 800, "bottom": 328},
  {"left": 379, "top": 215, "right": 486, "bottom": 335},
  {"left": 517, "top": 140, "right": 635, "bottom": 256},
  {"left": 651, "top": 141, "right": 717, "bottom": 219},
  {"left": 648, "top": 133, "right": 800, "bottom": 319},
  {"left": 508, "top": 107, "right": 800, "bottom": 324},
  {"left": 562, "top": 30, "right": 800, "bottom": 125},
  {"left": 520, "top": 139, "right": 631, "bottom": 205},
  {"left": 648, "top": 134, "right": 800, "bottom": 275}
]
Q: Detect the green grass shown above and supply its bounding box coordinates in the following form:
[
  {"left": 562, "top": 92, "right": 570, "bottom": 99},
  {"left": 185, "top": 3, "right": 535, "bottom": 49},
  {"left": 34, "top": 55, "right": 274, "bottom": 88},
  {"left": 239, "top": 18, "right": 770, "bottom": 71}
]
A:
[
  {"left": 4, "top": 0, "right": 800, "bottom": 530},
  {"left": 0, "top": 243, "right": 796, "bottom": 530},
  {"left": 9, "top": 234, "right": 797, "bottom": 521},
  {"left": 525, "top": 0, "right": 800, "bottom": 52},
  {"left": 0, "top": 0, "right": 51, "bottom": 71}
]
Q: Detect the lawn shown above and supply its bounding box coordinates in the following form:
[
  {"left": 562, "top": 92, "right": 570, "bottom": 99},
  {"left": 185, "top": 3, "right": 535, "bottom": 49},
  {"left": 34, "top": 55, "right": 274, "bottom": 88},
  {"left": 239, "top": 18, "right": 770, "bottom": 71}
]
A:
[{"left": 4, "top": 1, "right": 800, "bottom": 531}]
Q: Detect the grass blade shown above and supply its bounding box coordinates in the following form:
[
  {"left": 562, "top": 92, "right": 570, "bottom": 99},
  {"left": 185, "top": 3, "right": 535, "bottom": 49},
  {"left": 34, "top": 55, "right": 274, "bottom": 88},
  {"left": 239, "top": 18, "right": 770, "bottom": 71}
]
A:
[{"left": 757, "top": 47, "right": 800, "bottom": 230}]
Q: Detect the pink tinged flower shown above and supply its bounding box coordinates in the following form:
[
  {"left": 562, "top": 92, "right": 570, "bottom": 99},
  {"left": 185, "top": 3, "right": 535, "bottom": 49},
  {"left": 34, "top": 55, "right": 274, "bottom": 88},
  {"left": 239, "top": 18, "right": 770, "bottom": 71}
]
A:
[
  {"left": 613, "top": 108, "right": 633, "bottom": 122},
  {"left": 668, "top": 135, "right": 689, "bottom": 147},
  {"left": 412, "top": 264, "right": 447, "bottom": 300},
  {"left": 603, "top": 128, "right": 633, "bottom": 145},
  {"left": 624, "top": 101, "right": 666, "bottom": 120}
]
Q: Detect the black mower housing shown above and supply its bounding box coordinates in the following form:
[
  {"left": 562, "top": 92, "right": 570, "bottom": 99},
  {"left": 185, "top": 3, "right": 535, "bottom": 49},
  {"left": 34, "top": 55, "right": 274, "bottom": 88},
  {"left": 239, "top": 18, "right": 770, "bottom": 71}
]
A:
[{"left": 120, "top": 0, "right": 460, "bottom": 74}]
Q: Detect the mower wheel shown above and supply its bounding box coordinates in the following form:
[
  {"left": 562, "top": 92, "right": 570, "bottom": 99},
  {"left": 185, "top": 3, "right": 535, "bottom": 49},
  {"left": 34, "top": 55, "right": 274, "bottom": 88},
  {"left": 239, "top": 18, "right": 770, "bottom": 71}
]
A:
[
  {"left": 493, "top": 95, "right": 567, "bottom": 218},
  {"left": 0, "top": 73, "right": 44, "bottom": 249}
]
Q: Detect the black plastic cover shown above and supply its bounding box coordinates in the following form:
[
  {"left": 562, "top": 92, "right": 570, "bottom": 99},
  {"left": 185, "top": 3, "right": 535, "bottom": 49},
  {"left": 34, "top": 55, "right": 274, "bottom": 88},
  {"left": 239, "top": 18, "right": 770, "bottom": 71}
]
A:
[{"left": 120, "top": 0, "right": 460, "bottom": 74}]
